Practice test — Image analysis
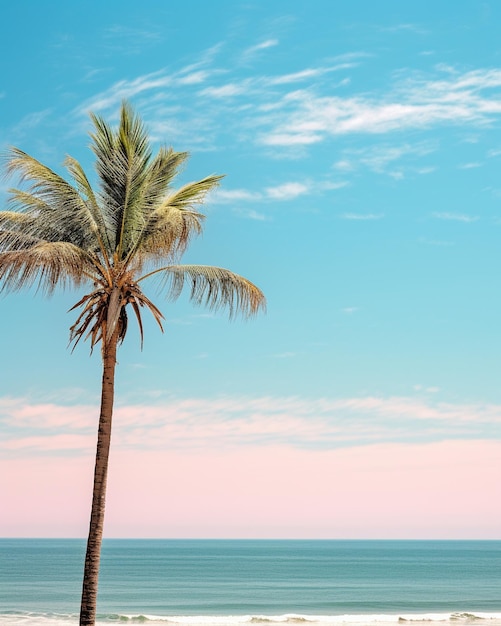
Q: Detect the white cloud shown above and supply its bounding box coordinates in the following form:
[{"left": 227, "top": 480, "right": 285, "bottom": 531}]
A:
[
  {"left": 432, "top": 212, "right": 479, "bottom": 222},
  {"left": 214, "top": 182, "right": 310, "bottom": 203},
  {"left": 380, "top": 23, "right": 429, "bottom": 35},
  {"left": 321, "top": 181, "right": 350, "bottom": 191},
  {"left": 334, "top": 159, "right": 354, "bottom": 171},
  {"left": 213, "top": 189, "right": 261, "bottom": 203},
  {"left": 212, "top": 179, "right": 345, "bottom": 213},
  {"left": 340, "top": 213, "right": 384, "bottom": 220},
  {"left": 266, "top": 63, "right": 358, "bottom": 86},
  {"left": 177, "top": 71, "right": 211, "bottom": 85},
  {"left": 458, "top": 162, "right": 482, "bottom": 169},
  {"left": 236, "top": 209, "right": 269, "bottom": 221},
  {"left": 199, "top": 83, "right": 249, "bottom": 98},
  {"left": 68, "top": 49, "right": 501, "bottom": 170},
  {"left": 332, "top": 142, "right": 436, "bottom": 179},
  {"left": 2, "top": 394, "right": 501, "bottom": 456},
  {"left": 263, "top": 131, "right": 323, "bottom": 146},
  {"left": 259, "top": 68, "right": 501, "bottom": 146},
  {"left": 242, "top": 39, "right": 279, "bottom": 58},
  {"left": 265, "top": 182, "right": 309, "bottom": 200}
]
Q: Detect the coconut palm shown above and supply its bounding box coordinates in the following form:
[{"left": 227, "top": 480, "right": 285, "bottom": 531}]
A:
[{"left": 0, "top": 102, "right": 265, "bottom": 626}]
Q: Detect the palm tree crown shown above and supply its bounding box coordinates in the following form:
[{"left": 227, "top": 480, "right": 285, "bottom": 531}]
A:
[{"left": 0, "top": 101, "right": 265, "bottom": 349}]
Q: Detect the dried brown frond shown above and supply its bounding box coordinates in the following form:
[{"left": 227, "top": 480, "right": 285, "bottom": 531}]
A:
[{"left": 0, "top": 242, "right": 92, "bottom": 294}]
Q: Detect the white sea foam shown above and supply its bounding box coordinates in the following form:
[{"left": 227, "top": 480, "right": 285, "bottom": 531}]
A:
[{"left": 3, "top": 612, "right": 501, "bottom": 626}]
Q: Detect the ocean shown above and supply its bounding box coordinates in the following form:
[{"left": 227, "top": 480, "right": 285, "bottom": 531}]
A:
[{"left": 0, "top": 540, "right": 500, "bottom": 626}]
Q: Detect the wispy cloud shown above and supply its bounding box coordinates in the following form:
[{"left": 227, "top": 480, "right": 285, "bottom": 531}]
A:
[
  {"left": 65, "top": 49, "right": 501, "bottom": 169},
  {"left": 212, "top": 179, "right": 346, "bottom": 208},
  {"left": 234, "top": 208, "right": 269, "bottom": 221},
  {"left": 432, "top": 212, "right": 479, "bottom": 222},
  {"left": 266, "top": 64, "right": 358, "bottom": 86},
  {"left": 199, "top": 83, "right": 250, "bottom": 98},
  {"left": 2, "top": 394, "right": 501, "bottom": 456},
  {"left": 339, "top": 142, "right": 436, "bottom": 176},
  {"left": 242, "top": 39, "right": 279, "bottom": 61},
  {"left": 213, "top": 189, "right": 262, "bottom": 202},
  {"left": 259, "top": 68, "right": 501, "bottom": 146},
  {"left": 379, "top": 23, "right": 429, "bottom": 35},
  {"left": 342, "top": 307, "right": 359, "bottom": 314},
  {"left": 340, "top": 213, "right": 384, "bottom": 220}
]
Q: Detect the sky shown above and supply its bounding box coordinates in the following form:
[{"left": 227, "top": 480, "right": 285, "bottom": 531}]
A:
[{"left": 1, "top": 0, "right": 501, "bottom": 539}]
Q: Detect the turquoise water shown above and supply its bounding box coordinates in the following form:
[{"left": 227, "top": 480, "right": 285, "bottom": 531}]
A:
[{"left": 1, "top": 540, "right": 500, "bottom": 625}]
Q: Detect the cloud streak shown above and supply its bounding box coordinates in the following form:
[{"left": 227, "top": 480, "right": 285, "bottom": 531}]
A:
[
  {"left": 72, "top": 44, "right": 501, "bottom": 158},
  {"left": 2, "top": 394, "right": 501, "bottom": 457},
  {"left": 259, "top": 68, "right": 501, "bottom": 146}
]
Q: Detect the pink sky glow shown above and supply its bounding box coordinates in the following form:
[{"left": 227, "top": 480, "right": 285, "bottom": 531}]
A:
[{"left": 1, "top": 434, "right": 499, "bottom": 538}]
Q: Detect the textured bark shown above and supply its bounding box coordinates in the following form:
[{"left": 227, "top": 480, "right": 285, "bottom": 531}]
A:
[{"left": 79, "top": 332, "right": 118, "bottom": 626}]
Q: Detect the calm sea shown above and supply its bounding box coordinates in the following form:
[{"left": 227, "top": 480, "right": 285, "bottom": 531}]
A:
[{"left": 0, "top": 540, "right": 500, "bottom": 626}]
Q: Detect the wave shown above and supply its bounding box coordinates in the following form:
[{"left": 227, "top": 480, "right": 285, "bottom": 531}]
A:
[{"left": 2, "top": 613, "right": 501, "bottom": 626}]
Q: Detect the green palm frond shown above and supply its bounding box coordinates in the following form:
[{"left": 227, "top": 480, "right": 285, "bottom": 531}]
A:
[
  {"left": 159, "top": 175, "right": 224, "bottom": 211},
  {"left": 4, "top": 150, "right": 106, "bottom": 254},
  {"left": 64, "top": 156, "right": 114, "bottom": 257},
  {"left": 126, "top": 175, "right": 222, "bottom": 264},
  {"left": 90, "top": 102, "right": 152, "bottom": 259},
  {"left": 140, "top": 147, "right": 189, "bottom": 210}
]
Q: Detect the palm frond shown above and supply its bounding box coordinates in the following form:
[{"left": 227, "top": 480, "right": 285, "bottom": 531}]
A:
[
  {"left": 0, "top": 241, "right": 93, "bottom": 293},
  {"left": 64, "top": 156, "right": 114, "bottom": 256},
  {"left": 140, "top": 264, "right": 266, "bottom": 318},
  {"left": 89, "top": 102, "right": 152, "bottom": 259},
  {"left": 69, "top": 280, "right": 164, "bottom": 352},
  {"left": 125, "top": 175, "right": 222, "bottom": 264},
  {"left": 140, "top": 147, "right": 189, "bottom": 210},
  {"left": 127, "top": 206, "right": 205, "bottom": 268},
  {"left": 160, "top": 175, "right": 223, "bottom": 211},
  {"left": 4, "top": 150, "right": 106, "bottom": 254}
]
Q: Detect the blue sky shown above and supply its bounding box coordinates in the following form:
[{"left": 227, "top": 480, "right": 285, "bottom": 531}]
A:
[{"left": 1, "top": 1, "right": 501, "bottom": 538}]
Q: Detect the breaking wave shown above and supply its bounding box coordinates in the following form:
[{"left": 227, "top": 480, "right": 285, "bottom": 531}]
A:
[{"left": 3, "top": 612, "right": 501, "bottom": 626}]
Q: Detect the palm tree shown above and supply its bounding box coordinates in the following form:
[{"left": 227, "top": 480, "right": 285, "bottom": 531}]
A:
[{"left": 0, "top": 102, "right": 265, "bottom": 625}]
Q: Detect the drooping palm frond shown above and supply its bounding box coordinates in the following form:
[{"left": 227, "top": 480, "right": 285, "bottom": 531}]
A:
[
  {"left": 69, "top": 277, "right": 164, "bottom": 351},
  {"left": 0, "top": 241, "right": 93, "bottom": 293},
  {"left": 140, "top": 264, "right": 266, "bottom": 319}
]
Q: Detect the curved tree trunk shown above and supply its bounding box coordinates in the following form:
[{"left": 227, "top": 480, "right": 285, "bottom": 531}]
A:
[{"left": 79, "top": 332, "right": 118, "bottom": 626}]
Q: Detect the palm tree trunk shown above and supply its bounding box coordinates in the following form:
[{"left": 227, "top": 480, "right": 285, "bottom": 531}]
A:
[{"left": 79, "top": 333, "right": 118, "bottom": 626}]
